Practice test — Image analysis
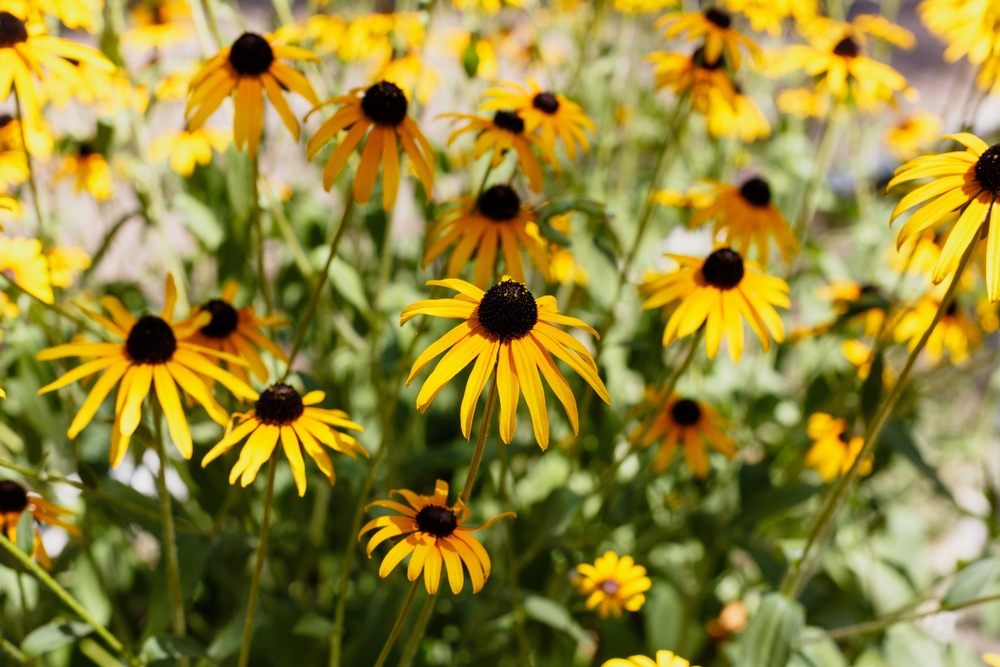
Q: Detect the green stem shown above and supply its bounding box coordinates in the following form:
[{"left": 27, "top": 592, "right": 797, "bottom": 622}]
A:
[
  {"left": 0, "top": 533, "right": 141, "bottom": 666},
  {"left": 0, "top": 632, "right": 29, "bottom": 665},
  {"left": 237, "top": 451, "right": 279, "bottom": 667},
  {"left": 780, "top": 240, "right": 978, "bottom": 600},
  {"left": 251, "top": 153, "right": 272, "bottom": 315},
  {"left": 460, "top": 371, "right": 499, "bottom": 503},
  {"left": 373, "top": 581, "right": 421, "bottom": 667},
  {"left": 792, "top": 109, "right": 844, "bottom": 244},
  {"left": 12, "top": 89, "right": 47, "bottom": 245},
  {"left": 395, "top": 592, "right": 436, "bottom": 667},
  {"left": 282, "top": 194, "right": 355, "bottom": 380},
  {"left": 151, "top": 400, "right": 186, "bottom": 640},
  {"left": 497, "top": 440, "right": 530, "bottom": 663}
]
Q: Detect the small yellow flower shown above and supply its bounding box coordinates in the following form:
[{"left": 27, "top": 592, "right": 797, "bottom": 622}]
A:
[
  {"left": 440, "top": 110, "right": 551, "bottom": 192},
  {"left": 647, "top": 50, "right": 732, "bottom": 114},
  {"left": 805, "top": 413, "right": 870, "bottom": 481},
  {"left": 0, "top": 236, "right": 53, "bottom": 305},
  {"left": 150, "top": 128, "right": 230, "bottom": 177},
  {"left": 984, "top": 652, "right": 1000, "bottom": 667},
  {"left": 46, "top": 246, "right": 90, "bottom": 288},
  {"left": 691, "top": 178, "right": 796, "bottom": 265},
  {"left": 451, "top": 0, "right": 522, "bottom": 13},
  {"left": 603, "top": 650, "right": 699, "bottom": 667},
  {"left": 721, "top": 0, "right": 817, "bottom": 36},
  {"left": 637, "top": 393, "right": 737, "bottom": 477},
  {"left": 121, "top": 0, "right": 194, "bottom": 50},
  {"left": 704, "top": 86, "right": 770, "bottom": 143},
  {"left": 656, "top": 8, "right": 761, "bottom": 71},
  {"left": 573, "top": 551, "right": 652, "bottom": 618},
  {"left": 884, "top": 111, "right": 942, "bottom": 162},
  {"left": 56, "top": 146, "right": 113, "bottom": 201},
  {"left": 893, "top": 296, "right": 981, "bottom": 364}
]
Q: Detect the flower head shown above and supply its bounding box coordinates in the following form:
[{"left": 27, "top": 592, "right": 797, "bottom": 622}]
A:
[
  {"left": 884, "top": 111, "right": 942, "bottom": 162},
  {"left": 359, "top": 479, "right": 513, "bottom": 594},
  {"left": 656, "top": 8, "right": 760, "bottom": 70},
  {"left": 893, "top": 296, "right": 981, "bottom": 364},
  {"left": 573, "top": 551, "right": 652, "bottom": 618},
  {"left": 150, "top": 128, "right": 230, "bottom": 177},
  {"left": 0, "top": 480, "right": 80, "bottom": 569},
  {"left": 603, "top": 651, "right": 699, "bottom": 667},
  {"left": 637, "top": 393, "right": 736, "bottom": 477},
  {"left": 805, "top": 413, "right": 870, "bottom": 481},
  {"left": 121, "top": 0, "right": 194, "bottom": 51},
  {"left": 440, "top": 110, "right": 551, "bottom": 192},
  {"left": 691, "top": 177, "right": 796, "bottom": 264},
  {"left": 56, "top": 144, "right": 113, "bottom": 201}
]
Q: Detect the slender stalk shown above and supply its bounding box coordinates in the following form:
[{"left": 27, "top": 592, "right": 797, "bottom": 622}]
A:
[
  {"left": 373, "top": 581, "right": 421, "bottom": 667},
  {"left": 282, "top": 194, "right": 355, "bottom": 379},
  {"left": 497, "top": 440, "right": 530, "bottom": 663},
  {"left": 0, "top": 533, "right": 141, "bottom": 667},
  {"left": 237, "top": 451, "right": 279, "bottom": 667},
  {"left": 792, "top": 108, "right": 844, "bottom": 245},
  {"left": 461, "top": 371, "right": 499, "bottom": 503},
  {"left": 0, "top": 632, "right": 29, "bottom": 665},
  {"left": 251, "top": 154, "right": 273, "bottom": 315},
  {"left": 12, "top": 89, "right": 47, "bottom": 245},
  {"left": 396, "top": 592, "right": 436, "bottom": 667},
  {"left": 151, "top": 400, "right": 186, "bottom": 640},
  {"left": 780, "top": 240, "right": 979, "bottom": 600}
]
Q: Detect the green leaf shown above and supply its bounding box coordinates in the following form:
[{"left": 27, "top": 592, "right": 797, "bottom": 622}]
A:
[
  {"left": 330, "top": 256, "right": 370, "bottom": 313},
  {"left": 173, "top": 193, "right": 224, "bottom": 250},
  {"left": 738, "top": 593, "right": 804, "bottom": 667},
  {"left": 293, "top": 614, "right": 334, "bottom": 638},
  {"left": 15, "top": 507, "right": 33, "bottom": 555},
  {"left": 790, "top": 628, "right": 849, "bottom": 667},
  {"left": 141, "top": 635, "right": 208, "bottom": 662},
  {"left": 523, "top": 595, "right": 594, "bottom": 647},
  {"left": 80, "top": 638, "right": 126, "bottom": 667},
  {"left": 944, "top": 557, "right": 1000, "bottom": 607},
  {"left": 462, "top": 37, "right": 480, "bottom": 78},
  {"left": 21, "top": 621, "right": 93, "bottom": 656}
]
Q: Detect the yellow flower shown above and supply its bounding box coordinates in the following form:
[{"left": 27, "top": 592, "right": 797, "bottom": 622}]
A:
[
  {"left": 704, "top": 86, "right": 770, "bottom": 143},
  {"left": 805, "top": 413, "right": 870, "bottom": 481},
  {"left": 0, "top": 192, "right": 16, "bottom": 218},
  {"left": 893, "top": 296, "right": 981, "bottom": 364},
  {"left": 440, "top": 110, "right": 550, "bottom": 192},
  {"left": 359, "top": 479, "right": 513, "bottom": 594},
  {"left": 56, "top": 146, "right": 113, "bottom": 201},
  {"left": 0, "top": 12, "right": 115, "bottom": 130},
  {"left": 336, "top": 12, "right": 424, "bottom": 63},
  {"left": 637, "top": 393, "right": 737, "bottom": 477},
  {"left": 0, "top": 480, "right": 80, "bottom": 569},
  {"left": 121, "top": 0, "right": 194, "bottom": 50},
  {"left": 647, "top": 49, "right": 733, "bottom": 114},
  {"left": 641, "top": 248, "right": 789, "bottom": 361},
  {"left": 482, "top": 79, "right": 594, "bottom": 164},
  {"left": 985, "top": 652, "right": 1000, "bottom": 667},
  {"left": 1, "top": 0, "right": 101, "bottom": 31},
  {"left": 614, "top": 0, "right": 677, "bottom": 13},
  {"left": 150, "top": 128, "right": 230, "bottom": 177},
  {"left": 307, "top": 81, "right": 434, "bottom": 211},
  {"left": 573, "top": 551, "right": 652, "bottom": 618},
  {"left": 603, "top": 651, "right": 699, "bottom": 667},
  {"left": 815, "top": 279, "right": 886, "bottom": 338},
  {"left": 451, "top": 0, "right": 522, "bottom": 12},
  {"left": 42, "top": 57, "right": 118, "bottom": 110},
  {"left": 376, "top": 52, "right": 439, "bottom": 106},
  {"left": 887, "top": 133, "right": 1000, "bottom": 300},
  {"left": 46, "top": 246, "right": 90, "bottom": 288},
  {"left": 721, "top": 0, "right": 816, "bottom": 36},
  {"left": 920, "top": 0, "right": 1000, "bottom": 93},
  {"left": 36, "top": 275, "right": 259, "bottom": 467},
  {"left": 423, "top": 186, "right": 549, "bottom": 288},
  {"left": 402, "top": 278, "right": 610, "bottom": 450},
  {"left": 527, "top": 214, "right": 588, "bottom": 286},
  {"left": 776, "top": 87, "right": 829, "bottom": 119},
  {"left": 186, "top": 32, "right": 320, "bottom": 157},
  {"left": 154, "top": 63, "right": 198, "bottom": 102},
  {"left": 884, "top": 111, "right": 942, "bottom": 162},
  {"left": 656, "top": 8, "right": 761, "bottom": 70},
  {"left": 691, "top": 178, "right": 796, "bottom": 265},
  {"left": 202, "top": 383, "right": 366, "bottom": 496},
  {"left": 0, "top": 236, "right": 53, "bottom": 304},
  {"left": 0, "top": 114, "right": 28, "bottom": 190}
]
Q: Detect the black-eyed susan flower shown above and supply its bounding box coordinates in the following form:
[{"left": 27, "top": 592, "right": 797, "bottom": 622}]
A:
[
  {"left": 307, "top": 80, "right": 434, "bottom": 211},
  {"left": 656, "top": 7, "right": 760, "bottom": 70},
  {"left": 150, "top": 128, "right": 230, "bottom": 177},
  {"left": 0, "top": 115, "right": 28, "bottom": 190},
  {"left": 46, "top": 245, "right": 90, "bottom": 288},
  {"left": 422, "top": 185, "right": 549, "bottom": 288},
  {"left": 2, "top": 0, "right": 100, "bottom": 31},
  {"left": 0, "top": 236, "right": 53, "bottom": 304},
  {"left": 440, "top": 110, "right": 550, "bottom": 192},
  {"left": 815, "top": 280, "right": 887, "bottom": 338},
  {"left": 647, "top": 48, "right": 732, "bottom": 113},
  {"left": 640, "top": 248, "right": 789, "bottom": 362},
  {"left": 0, "top": 12, "right": 115, "bottom": 128},
  {"left": 919, "top": 0, "right": 1000, "bottom": 93},
  {"left": 186, "top": 32, "right": 320, "bottom": 157},
  {"left": 36, "top": 275, "right": 258, "bottom": 468},
  {"left": 359, "top": 479, "right": 513, "bottom": 594},
  {"left": 202, "top": 383, "right": 365, "bottom": 496},
  {"left": 0, "top": 480, "right": 79, "bottom": 568},
  {"left": 120, "top": 0, "right": 194, "bottom": 51},
  {"left": 704, "top": 85, "right": 770, "bottom": 143},
  {"left": 884, "top": 111, "right": 942, "bottom": 162},
  {"left": 887, "top": 133, "right": 1000, "bottom": 299},
  {"left": 637, "top": 393, "right": 736, "bottom": 477},
  {"left": 181, "top": 282, "right": 289, "bottom": 384},
  {"left": 603, "top": 651, "right": 699, "bottom": 667},
  {"left": 893, "top": 296, "right": 981, "bottom": 364},
  {"left": 402, "top": 278, "right": 610, "bottom": 449},
  {"left": 572, "top": 551, "right": 651, "bottom": 618},
  {"left": 721, "top": 0, "right": 816, "bottom": 36},
  {"left": 805, "top": 413, "right": 870, "bottom": 481},
  {"left": 55, "top": 144, "right": 112, "bottom": 201},
  {"left": 690, "top": 177, "right": 797, "bottom": 264},
  {"left": 481, "top": 79, "right": 594, "bottom": 163}
]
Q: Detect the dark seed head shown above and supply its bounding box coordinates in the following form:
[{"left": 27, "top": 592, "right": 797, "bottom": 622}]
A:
[
  {"left": 255, "top": 383, "right": 304, "bottom": 425},
  {"left": 975, "top": 143, "right": 1000, "bottom": 196},
  {"left": 0, "top": 12, "right": 28, "bottom": 48},
  {"left": 126, "top": 315, "right": 177, "bottom": 364},
  {"left": 859, "top": 284, "right": 880, "bottom": 296},
  {"left": 415, "top": 504, "right": 458, "bottom": 538},
  {"left": 0, "top": 480, "right": 27, "bottom": 514},
  {"left": 0, "top": 114, "right": 13, "bottom": 129},
  {"left": 700, "top": 248, "right": 745, "bottom": 290},
  {"left": 77, "top": 143, "right": 96, "bottom": 158},
  {"left": 600, "top": 579, "right": 621, "bottom": 595},
  {"left": 944, "top": 300, "right": 958, "bottom": 318},
  {"left": 476, "top": 279, "right": 538, "bottom": 341},
  {"left": 493, "top": 109, "right": 525, "bottom": 134},
  {"left": 739, "top": 177, "right": 771, "bottom": 207},
  {"left": 837, "top": 430, "right": 851, "bottom": 444},
  {"left": 361, "top": 81, "right": 408, "bottom": 127},
  {"left": 477, "top": 184, "right": 521, "bottom": 222},
  {"left": 833, "top": 36, "right": 859, "bottom": 58},
  {"left": 199, "top": 299, "right": 239, "bottom": 339},
  {"left": 228, "top": 32, "right": 274, "bottom": 76},
  {"left": 670, "top": 398, "right": 702, "bottom": 426},
  {"left": 704, "top": 7, "right": 732, "bottom": 29},
  {"left": 532, "top": 92, "right": 560, "bottom": 115}
]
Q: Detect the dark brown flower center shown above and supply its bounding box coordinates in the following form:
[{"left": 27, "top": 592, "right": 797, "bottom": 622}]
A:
[
  {"left": 837, "top": 431, "right": 850, "bottom": 444},
  {"left": 975, "top": 143, "right": 1000, "bottom": 197},
  {"left": 704, "top": 7, "right": 732, "bottom": 28},
  {"left": 477, "top": 184, "right": 521, "bottom": 222},
  {"left": 255, "top": 383, "right": 304, "bottom": 425},
  {"left": 600, "top": 579, "right": 621, "bottom": 595},
  {"left": 0, "top": 481, "right": 28, "bottom": 514},
  {"left": 859, "top": 284, "right": 880, "bottom": 296},
  {"left": 532, "top": 92, "right": 560, "bottom": 115},
  {"left": 415, "top": 504, "right": 457, "bottom": 538},
  {"left": 199, "top": 299, "right": 239, "bottom": 338},
  {"left": 670, "top": 398, "right": 702, "bottom": 426},
  {"left": 739, "top": 177, "right": 771, "bottom": 207},
  {"left": 493, "top": 109, "right": 525, "bottom": 134},
  {"left": 700, "top": 248, "right": 745, "bottom": 290},
  {"left": 477, "top": 279, "right": 538, "bottom": 341},
  {"left": 693, "top": 46, "right": 725, "bottom": 71},
  {"left": 0, "top": 12, "right": 28, "bottom": 48},
  {"left": 77, "top": 143, "right": 96, "bottom": 158},
  {"left": 833, "top": 36, "right": 859, "bottom": 58},
  {"left": 361, "top": 81, "right": 408, "bottom": 127},
  {"left": 0, "top": 114, "right": 13, "bottom": 130},
  {"left": 126, "top": 315, "right": 177, "bottom": 364},
  {"left": 945, "top": 300, "right": 958, "bottom": 318},
  {"left": 228, "top": 32, "right": 274, "bottom": 76}
]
